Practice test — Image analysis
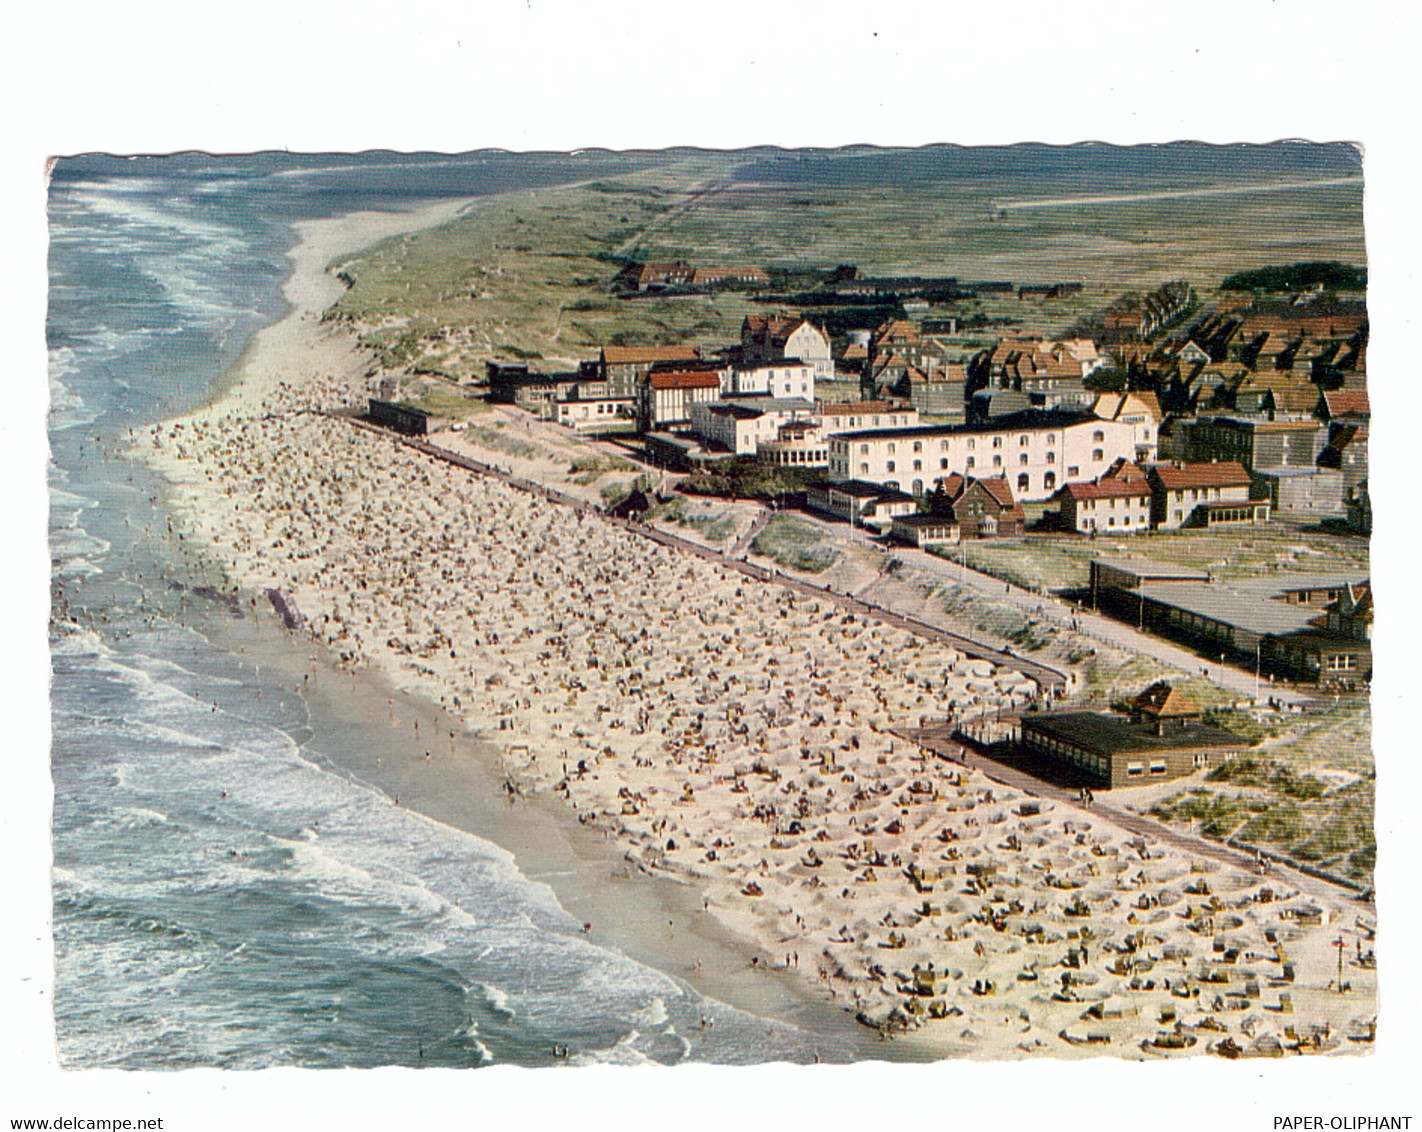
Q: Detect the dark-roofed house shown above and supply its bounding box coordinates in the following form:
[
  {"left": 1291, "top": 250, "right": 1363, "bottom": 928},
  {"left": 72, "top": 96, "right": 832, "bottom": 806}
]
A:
[
  {"left": 927, "top": 474, "right": 1025, "bottom": 539},
  {"left": 889, "top": 512, "right": 961, "bottom": 549},
  {"left": 1182, "top": 415, "right": 1326, "bottom": 472},
  {"left": 1318, "top": 422, "right": 1368, "bottom": 501},
  {"left": 805, "top": 480, "right": 917, "bottom": 528},
  {"left": 1147, "top": 461, "right": 1264, "bottom": 530},
  {"left": 486, "top": 361, "right": 609, "bottom": 418},
  {"left": 1347, "top": 481, "right": 1371, "bottom": 535},
  {"left": 1020, "top": 686, "right": 1244, "bottom": 788}
]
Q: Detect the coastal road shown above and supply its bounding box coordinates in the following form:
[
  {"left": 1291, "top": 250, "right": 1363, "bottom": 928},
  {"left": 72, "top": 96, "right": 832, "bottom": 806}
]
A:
[{"left": 784, "top": 510, "right": 1314, "bottom": 709}]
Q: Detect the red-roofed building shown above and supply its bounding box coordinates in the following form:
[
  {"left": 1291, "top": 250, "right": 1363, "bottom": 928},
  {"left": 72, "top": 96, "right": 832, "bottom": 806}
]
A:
[
  {"left": 637, "top": 368, "right": 724, "bottom": 432},
  {"left": 1058, "top": 461, "right": 1152, "bottom": 534},
  {"left": 741, "top": 314, "right": 833, "bottom": 383},
  {"left": 688, "top": 265, "right": 769, "bottom": 287},
  {"left": 600, "top": 344, "right": 703, "bottom": 397},
  {"left": 928, "top": 474, "right": 1025, "bottom": 539},
  {"left": 816, "top": 400, "right": 920, "bottom": 434},
  {"left": 1148, "top": 461, "right": 1262, "bottom": 530},
  {"left": 617, "top": 261, "right": 695, "bottom": 290},
  {"left": 1319, "top": 388, "right": 1370, "bottom": 424}
]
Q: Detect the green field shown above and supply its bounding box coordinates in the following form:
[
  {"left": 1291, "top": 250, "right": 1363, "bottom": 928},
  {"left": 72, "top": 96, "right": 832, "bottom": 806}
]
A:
[{"left": 940, "top": 525, "right": 1369, "bottom": 593}]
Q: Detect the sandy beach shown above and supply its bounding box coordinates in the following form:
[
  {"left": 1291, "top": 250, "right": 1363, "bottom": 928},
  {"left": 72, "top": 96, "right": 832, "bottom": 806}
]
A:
[{"left": 135, "top": 201, "right": 1378, "bottom": 1059}]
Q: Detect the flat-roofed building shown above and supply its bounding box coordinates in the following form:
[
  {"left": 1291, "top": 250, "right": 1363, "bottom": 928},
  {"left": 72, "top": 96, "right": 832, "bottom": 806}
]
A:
[
  {"left": 758, "top": 419, "right": 828, "bottom": 468},
  {"left": 1251, "top": 465, "right": 1345, "bottom": 518},
  {"left": 688, "top": 397, "right": 816, "bottom": 456},
  {"left": 554, "top": 395, "right": 636, "bottom": 432},
  {"left": 1090, "top": 560, "right": 1372, "bottom": 683},
  {"left": 726, "top": 362, "right": 815, "bottom": 401},
  {"left": 805, "top": 479, "right": 917, "bottom": 528},
  {"left": 1020, "top": 689, "right": 1244, "bottom": 789},
  {"left": 825, "top": 409, "right": 1136, "bottom": 502},
  {"left": 368, "top": 399, "right": 430, "bottom": 436},
  {"left": 890, "top": 512, "right": 961, "bottom": 548},
  {"left": 1089, "top": 557, "right": 1210, "bottom": 598}
]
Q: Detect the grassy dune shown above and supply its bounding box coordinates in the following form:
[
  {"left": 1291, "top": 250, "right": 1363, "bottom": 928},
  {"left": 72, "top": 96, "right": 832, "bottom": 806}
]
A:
[{"left": 327, "top": 151, "right": 1365, "bottom": 376}]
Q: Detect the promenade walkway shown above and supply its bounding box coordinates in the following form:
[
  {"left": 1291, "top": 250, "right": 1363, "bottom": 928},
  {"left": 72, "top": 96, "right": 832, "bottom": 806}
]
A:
[{"left": 900, "top": 723, "right": 1371, "bottom": 905}]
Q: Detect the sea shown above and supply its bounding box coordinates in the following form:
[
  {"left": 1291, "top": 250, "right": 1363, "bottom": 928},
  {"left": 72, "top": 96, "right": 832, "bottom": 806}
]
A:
[{"left": 45, "top": 152, "right": 857, "bottom": 1070}]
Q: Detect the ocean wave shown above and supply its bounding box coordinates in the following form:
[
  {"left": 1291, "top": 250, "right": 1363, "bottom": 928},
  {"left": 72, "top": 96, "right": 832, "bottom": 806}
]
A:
[
  {"left": 50, "top": 488, "right": 99, "bottom": 513},
  {"left": 54, "top": 556, "right": 103, "bottom": 579},
  {"left": 476, "top": 981, "right": 516, "bottom": 1018},
  {"left": 569, "top": 1030, "right": 654, "bottom": 1067},
  {"left": 50, "top": 526, "right": 111, "bottom": 563},
  {"left": 632, "top": 995, "right": 670, "bottom": 1028},
  {"left": 110, "top": 805, "right": 170, "bottom": 827},
  {"left": 66, "top": 189, "right": 246, "bottom": 248},
  {"left": 49, "top": 346, "right": 80, "bottom": 382}
]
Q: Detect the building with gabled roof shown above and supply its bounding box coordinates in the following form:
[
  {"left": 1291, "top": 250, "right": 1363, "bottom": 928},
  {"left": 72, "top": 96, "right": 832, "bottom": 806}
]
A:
[
  {"left": 817, "top": 400, "right": 921, "bottom": 434},
  {"left": 1129, "top": 682, "right": 1202, "bottom": 725},
  {"left": 600, "top": 344, "right": 704, "bottom": 397},
  {"left": 1317, "top": 581, "right": 1372, "bottom": 642},
  {"left": 1147, "top": 461, "right": 1261, "bottom": 530},
  {"left": 637, "top": 367, "right": 723, "bottom": 432},
  {"left": 926, "top": 473, "right": 1025, "bottom": 539},
  {"left": 1059, "top": 460, "right": 1152, "bottom": 534},
  {"left": 1093, "top": 391, "right": 1160, "bottom": 463},
  {"left": 741, "top": 314, "right": 833, "bottom": 384},
  {"left": 1318, "top": 388, "right": 1370, "bottom": 424}
]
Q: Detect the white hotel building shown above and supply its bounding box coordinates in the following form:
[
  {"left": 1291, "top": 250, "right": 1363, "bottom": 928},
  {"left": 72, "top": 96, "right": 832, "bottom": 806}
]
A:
[{"left": 826, "top": 409, "right": 1138, "bottom": 502}]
